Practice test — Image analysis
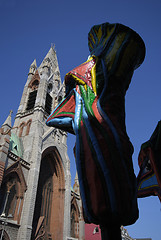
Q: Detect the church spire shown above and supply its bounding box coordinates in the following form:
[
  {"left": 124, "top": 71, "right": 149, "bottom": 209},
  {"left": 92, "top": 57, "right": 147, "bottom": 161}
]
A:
[
  {"left": 73, "top": 171, "right": 80, "bottom": 194},
  {"left": 2, "top": 110, "right": 12, "bottom": 129},
  {"left": 39, "top": 46, "right": 57, "bottom": 76},
  {"left": 0, "top": 111, "right": 13, "bottom": 187},
  {"left": 28, "top": 59, "right": 37, "bottom": 76}
]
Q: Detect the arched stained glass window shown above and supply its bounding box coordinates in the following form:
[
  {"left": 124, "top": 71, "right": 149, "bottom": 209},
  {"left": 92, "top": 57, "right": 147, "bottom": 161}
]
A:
[
  {"left": 31, "top": 156, "right": 53, "bottom": 239},
  {"left": 41, "top": 177, "right": 52, "bottom": 226},
  {"left": 70, "top": 200, "right": 79, "bottom": 239},
  {"left": 31, "top": 147, "right": 65, "bottom": 240},
  {"left": 0, "top": 176, "right": 18, "bottom": 219}
]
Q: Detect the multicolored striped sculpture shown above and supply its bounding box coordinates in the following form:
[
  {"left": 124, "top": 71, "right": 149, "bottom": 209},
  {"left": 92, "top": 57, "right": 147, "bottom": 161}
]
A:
[
  {"left": 46, "top": 22, "right": 145, "bottom": 232},
  {"left": 137, "top": 121, "right": 161, "bottom": 202}
]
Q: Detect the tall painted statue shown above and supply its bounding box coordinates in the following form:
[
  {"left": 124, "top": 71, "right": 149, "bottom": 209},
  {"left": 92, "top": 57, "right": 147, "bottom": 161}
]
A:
[{"left": 46, "top": 22, "right": 145, "bottom": 239}]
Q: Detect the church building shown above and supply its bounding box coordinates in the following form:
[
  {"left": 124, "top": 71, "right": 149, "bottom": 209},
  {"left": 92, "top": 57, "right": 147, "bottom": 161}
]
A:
[{"left": 0, "top": 47, "right": 84, "bottom": 240}]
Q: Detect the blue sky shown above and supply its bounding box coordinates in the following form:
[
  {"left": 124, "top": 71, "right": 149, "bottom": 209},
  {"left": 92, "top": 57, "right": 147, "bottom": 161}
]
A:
[{"left": 0, "top": 0, "right": 161, "bottom": 239}]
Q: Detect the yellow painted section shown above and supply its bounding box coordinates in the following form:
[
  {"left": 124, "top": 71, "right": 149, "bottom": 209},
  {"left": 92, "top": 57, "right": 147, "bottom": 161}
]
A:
[
  {"left": 66, "top": 73, "right": 87, "bottom": 91},
  {"left": 116, "top": 39, "right": 138, "bottom": 76},
  {"left": 138, "top": 173, "right": 158, "bottom": 191},
  {"left": 96, "top": 26, "right": 102, "bottom": 45},
  {"left": 90, "top": 56, "right": 97, "bottom": 95},
  {"left": 89, "top": 32, "right": 95, "bottom": 49},
  {"left": 105, "top": 32, "right": 126, "bottom": 71},
  {"left": 103, "top": 25, "right": 115, "bottom": 47}
]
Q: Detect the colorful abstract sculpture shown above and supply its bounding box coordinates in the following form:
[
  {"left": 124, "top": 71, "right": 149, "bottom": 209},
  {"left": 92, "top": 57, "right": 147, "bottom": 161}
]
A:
[
  {"left": 46, "top": 22, "right": 145, "bottom": 239},
  {"left": 137, "top": 121, "right": 161, "bottom": 202}
]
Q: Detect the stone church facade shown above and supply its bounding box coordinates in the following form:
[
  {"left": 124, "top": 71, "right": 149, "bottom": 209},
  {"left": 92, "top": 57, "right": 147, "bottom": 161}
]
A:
[{"left": 0, "top": 47, "right": 84, "bottom": 240}]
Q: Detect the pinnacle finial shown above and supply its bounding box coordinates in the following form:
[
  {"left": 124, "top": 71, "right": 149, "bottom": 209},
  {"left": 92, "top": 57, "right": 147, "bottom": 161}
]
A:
[
  {"left": 30, "top": 59, "right": 37, "bottom": 67},
  {"left": 75, "top": 171, "right": 78, "bottom": 182},
  {"left": 10, "top": 110, "right": 13, "bottom": 116},
  {"left": 51, "top": 43, "right": 55, "bottom": 49},
  {"left": 2, "top": 110, "right": 12, "bottom": 128},
  {"left": 28, "top": 59, "right": 37, "bottom": 75},
  {"left": 73, "top": 171, "right": 80, "bottom": 194}
]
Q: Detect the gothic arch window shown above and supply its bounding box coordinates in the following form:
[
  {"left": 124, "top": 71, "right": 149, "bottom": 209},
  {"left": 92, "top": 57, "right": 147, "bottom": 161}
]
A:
[
  {"left": 45, "top": 92, "right": 52, "bottom": 115},
  {"left": 0, "top": 162, "right": 27, "bottom": 224},
  {"left": 71, "top": 206, "right": 75, "bottom": 238},
  {"left": 26, "top": 119, "right": 32, "bottom": 136},
  {"left": 19, "top": 122, "right": 25, "bottom": 137},
  {"left": 28, "top": 70, "right": 40, "bottom": 91},
  {"left": 31, "top": 80, "right": 39, "bottom": 91},
  {"left": 27, "top": 73, "right": 40, "bottom": 111},
  {"left": 0, "top": 174, "right": 19, "bottom": 220},
  {"left": 70, "top": 197, "right": 80, "bottom": 239},
  {"left": 41, "top": 177, "right": 52, "bottom": 226},
  {"left": 26, "top": 90, "right": 37, "bottom": 111},
  {"left": 32, "top": 147, "right": 65, "bottom": 240},
  {"left": 47, "top": 83, "right": 53, "bottom": 93},
  {"left": 31, "top": 155, "right": 54, "bottom": 239}
]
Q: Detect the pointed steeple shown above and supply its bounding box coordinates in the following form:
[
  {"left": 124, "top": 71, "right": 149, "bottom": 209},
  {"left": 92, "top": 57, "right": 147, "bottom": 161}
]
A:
[
  {"left": 2, "top": 110, "right": 12, "bottom": 129},
  {"left": 73, "top": 171, "right": 80, "bottom": 194},
  {"left": 75, "top": 171, "right": 79, "bottom": 182},
  {"left": 0, "top": 110, "right": 13, "bottom": 186},
  {"left": 39, "top": 47, "right": 57, "bottom": 76},
  {"left": 28, "top": 59, "right": 37, "bottom": 75},
  {"left": 31, "top": 59, "right": 37, "bottom": 67}
]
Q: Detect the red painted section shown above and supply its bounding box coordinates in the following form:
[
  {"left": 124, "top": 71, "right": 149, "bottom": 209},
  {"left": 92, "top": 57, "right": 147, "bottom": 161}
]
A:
[{"left": 85, "top": 224, "right": 101, "bottom": 240}]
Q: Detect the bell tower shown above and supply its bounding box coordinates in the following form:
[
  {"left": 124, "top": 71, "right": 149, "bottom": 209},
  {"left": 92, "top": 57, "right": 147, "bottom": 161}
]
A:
[{"left": 8, "top": 47, "right": 72, "bottom": 240}]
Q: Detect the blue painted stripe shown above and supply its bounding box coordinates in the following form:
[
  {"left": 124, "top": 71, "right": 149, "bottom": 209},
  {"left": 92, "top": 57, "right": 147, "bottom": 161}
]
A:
[
  {"left": 98, "top": 58, "right": 122, "bottom": 155},
  {"left": 139, "top": 174, "right": 158, "bottom": 190},
  {"left": 73, "top": 89, "right": 94, "bottom": 222},
  {"left": 46, "top": 116, "right": 73, "bottom": 128},
  {"left": 98, "top": 58, "right": 134, "bottom": 197},
  {"left": 82, "top": 101, "right": 117, "bottom": 213}
]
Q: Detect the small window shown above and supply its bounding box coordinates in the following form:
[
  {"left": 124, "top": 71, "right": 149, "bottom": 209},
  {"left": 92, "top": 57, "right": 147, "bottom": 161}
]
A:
[
  {"left": 93, "top": 226, "right": 99, "bottom": 234},
  {"left": 26, "top": 90, "right": 37, "bottom": 110},
  {"left": 47, "top": 83, "right": 53, "bottom": 93},
  {"left": 31, "top": 80, "right": 39, "bottom": 90},
  {"left": 45, "top": 93, "right": 52, "bottom": 114}
]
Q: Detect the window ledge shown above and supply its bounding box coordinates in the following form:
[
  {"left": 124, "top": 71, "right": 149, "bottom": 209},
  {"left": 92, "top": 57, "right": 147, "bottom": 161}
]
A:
[{"left": 0, "top": 217, "right": 20, "bottom": 228}]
